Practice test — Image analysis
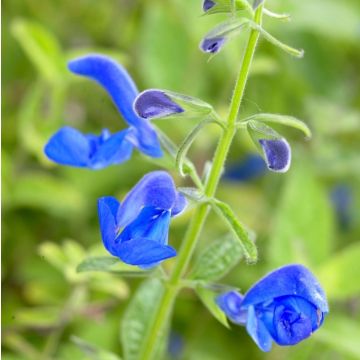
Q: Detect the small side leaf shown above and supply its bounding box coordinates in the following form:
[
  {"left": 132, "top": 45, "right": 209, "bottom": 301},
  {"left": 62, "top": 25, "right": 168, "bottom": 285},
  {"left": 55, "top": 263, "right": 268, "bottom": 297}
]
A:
[
  {"left": 190, "top": 235, "right": 244, "bottom": 281},
  {"left": 211, "top": 200, "right": 257, "bottom": 263},
  {"left": 243, "top": 113, "right": 311, "bottom": 138},
  {"left": 121, "top": 279, "right": 166, "bottom": 360},
  {"left": 195, "top": 286, "right": 229, "bottom": 328},
  {"left": 77, "top": 256, "right": 119, "bottom": 273},
  {"left": 11, "top": 19, "right": 66, "bottom": 84},
  {"left": 71, "top": 336, "right": 122, "bottom": 360}
]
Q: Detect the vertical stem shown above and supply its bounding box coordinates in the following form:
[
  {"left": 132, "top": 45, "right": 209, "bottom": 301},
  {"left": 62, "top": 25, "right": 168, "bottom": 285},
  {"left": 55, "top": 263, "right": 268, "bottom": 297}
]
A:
[{"left": 138, "top": 6, "right": 264, "bottom": 360}]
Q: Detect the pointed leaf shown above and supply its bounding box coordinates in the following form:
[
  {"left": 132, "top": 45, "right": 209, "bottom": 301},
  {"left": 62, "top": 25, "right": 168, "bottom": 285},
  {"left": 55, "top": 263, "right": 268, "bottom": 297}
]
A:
[
  {"left": 268, "top": 164, "right": 334, "bottom": 267},
  {"left": 11, "top": 19, "right": 66, "bottom": 84},
  {"left": 211, "top": 200, "right": 257, "bottom": 263},
  {"left": 190, "top": 235, "right": 244, "bottom": 281},
  {"left": 71, "top": 336, "right": 122, "bottom": 360},
  {"left": 317, "top": 242, "right": 360, "bottom": 300},
  {"left": 76, "top": 256, "right": 119, "bottom": 273},
  {"left": 195, "top": 285, "right": 229, "bottom": 328},
  {"left": 121, "top": 279, "right": 167, "bottom": 360},
  {"left": 315, "top": 316, "right": 360, "bottom": 359}
]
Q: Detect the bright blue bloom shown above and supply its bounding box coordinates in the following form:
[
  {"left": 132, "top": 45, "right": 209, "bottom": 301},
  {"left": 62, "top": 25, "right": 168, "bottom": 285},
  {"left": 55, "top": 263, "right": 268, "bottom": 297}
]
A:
[
  {"left": 217, "top": 264, "right": 328, "bottom": 351},
  {"left": 45, "top": 54, "right": 162, "bottom": 168},
  {"left": 258, "top": 138, "right": 291, "bottom": 173},
  {"left": 98, "top": 171, "right": 187, "bottom": 268},
  {"left": 44, "top": 127, "right": 133, "bottom": 169},
  {"left": 223, "top": 154, "right": 266, "bottom": 182},
  {"left": 134, "top": 89, "right": 184, "bottom": 120}
]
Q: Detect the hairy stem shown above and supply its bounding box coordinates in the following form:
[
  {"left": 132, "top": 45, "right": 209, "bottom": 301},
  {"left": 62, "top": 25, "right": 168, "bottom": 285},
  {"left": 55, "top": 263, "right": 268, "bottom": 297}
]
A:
[{"left": 138, "top": 6, "right": 264, "bottom": 360}]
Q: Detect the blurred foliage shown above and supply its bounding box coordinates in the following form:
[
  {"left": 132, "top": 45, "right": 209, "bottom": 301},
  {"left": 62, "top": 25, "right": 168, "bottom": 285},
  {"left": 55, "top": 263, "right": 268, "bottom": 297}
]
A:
[{"left": 2, "top": 0, "right": 360, "bottom": 359}]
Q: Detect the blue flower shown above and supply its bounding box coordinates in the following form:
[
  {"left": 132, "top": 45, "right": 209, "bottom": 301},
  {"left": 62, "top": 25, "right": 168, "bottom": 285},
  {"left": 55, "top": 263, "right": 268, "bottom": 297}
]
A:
[
  {"left": 98, "top": 171, "right": 187, "bottom": 268},
  {"left": 45, "top": 54, "right": 162, "bottom": 169},
  {"left": 217, "top": 264, "right": 328, "bottom": 351},
  {"left": 223, "top": 154, "right": 267, "bottom": 182},
  {"left": 258, "top": 138, "right": 291, "bottom": 173}
]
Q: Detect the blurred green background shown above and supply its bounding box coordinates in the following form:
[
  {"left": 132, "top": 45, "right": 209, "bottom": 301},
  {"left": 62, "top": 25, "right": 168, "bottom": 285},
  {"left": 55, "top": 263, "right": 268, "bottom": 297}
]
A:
[{"left": 2, "top": 0, "right": 360, "bottom": 359}]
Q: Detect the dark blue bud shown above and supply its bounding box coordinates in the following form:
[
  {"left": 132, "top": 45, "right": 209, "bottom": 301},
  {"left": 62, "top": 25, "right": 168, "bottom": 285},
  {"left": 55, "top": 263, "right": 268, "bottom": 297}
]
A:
[
  {"left": 134, "top": 90, "right": 184, "bottom": 120},
  {"left": 200, "top": 37, "right": 227, "bottom": 54},
  {"left": 258, "top": 138, "right": 291, "bottom": 173},
  {"left": 203, "top": 0, "right": 216, "bottom": 12}
]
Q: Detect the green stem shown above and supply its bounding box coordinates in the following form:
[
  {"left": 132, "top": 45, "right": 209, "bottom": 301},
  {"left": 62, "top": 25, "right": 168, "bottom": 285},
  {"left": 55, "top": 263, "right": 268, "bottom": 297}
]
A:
[{"left": 138, "top": 6, "right": 264, "bottom": 360}]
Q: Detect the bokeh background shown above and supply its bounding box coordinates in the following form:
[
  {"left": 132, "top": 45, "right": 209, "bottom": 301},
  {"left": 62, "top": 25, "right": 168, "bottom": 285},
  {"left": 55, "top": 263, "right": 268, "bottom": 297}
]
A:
[{"left": 2, "top": 0, "right": 360, "bottom": 359}]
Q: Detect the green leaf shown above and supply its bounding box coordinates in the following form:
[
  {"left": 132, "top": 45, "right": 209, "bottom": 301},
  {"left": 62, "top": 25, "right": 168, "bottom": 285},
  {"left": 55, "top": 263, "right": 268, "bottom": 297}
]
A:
[
  {"left": 211, "top": 200, "right": 257, "bottom": 263},
  {"left": 243, "top": 113, "right": 311, "bottom": 138},
  {"left": 190, "top": 235, "right": 244, "bottom": 281},
  {"left": 38, "top": 242, "right": 69, "bottom": 272},
  {"left": 71, "top": 336, "right": 122, "bottom": 360},
  {"left": 195, "top": 286, "right": 229, "bottom": 328},
  {"left": 268, "top": 164, "right": 334, "bottom": 267},
  {"left": 121, "top": 279, "right": 166, "bottom": 360},
  {"left": 317, "top": 242, "right": 360, "bottom": 300},
  {"left": 77, "top": 256, "right": 149, "bottom": 278},
  {"left": 77, "top": 256, "right": 119, "bottom": 273},
  {"left": 11, "top": 19, "right": 66, "bottom": 84},
  {"left": 315, "top": 316, "right": 360, "bottom": 359},
  {"left": 10, "top": 174, "right": 87, "bottom": 217}
]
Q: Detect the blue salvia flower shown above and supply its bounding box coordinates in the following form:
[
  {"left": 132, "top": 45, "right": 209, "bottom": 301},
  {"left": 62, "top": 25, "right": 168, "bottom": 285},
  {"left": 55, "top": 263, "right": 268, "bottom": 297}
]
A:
[
  {"left": 45, "top": 54, "right": 162, "bottom": 169},
  {"left": 98, "top": 171, "right": 187, "bottom": 269},
  {"left": 217, "top": 264, "right": 328, "bottom": 351},
  {"left": 223, "top": 154, "right": 266, "bottom": 182},
  {"left": 258, "top": 138, "right": 291, "bottom": 173}
]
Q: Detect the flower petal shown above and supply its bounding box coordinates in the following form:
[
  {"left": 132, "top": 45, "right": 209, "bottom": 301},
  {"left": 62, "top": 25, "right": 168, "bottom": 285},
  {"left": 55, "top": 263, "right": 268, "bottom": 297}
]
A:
[
  {"left": 44, "top": 126, "right": 90, "bottom": 167},
  {"left": 117, "top": 171, "right": 178, "bottom": 227},
  {"left": 68, "top": 54, "right": 162, "bottom": 158},
  {"left": 216, "top": 291, "right": 247, "bottom": 325},
  {"left": 89, "top": 130, "right": 134, "bottom": 169},
  {"left": 259, "top": 138, "right": 291, "bottom": 173},
  {"left": 116, "top": 237, "right": 176, "bottom": 266},
  {"left": 241, "top": 264, "right": 329, "bottom": 313},
  {"left": 134, "top": 90, "right": 184, "bottom": 120},
  {"left": 171, "top": 192, "right": 188, "bottom": 216},
  {"left": 246, "top": 305, "right": 273, "bottom": 352},
  {"left": 98, "top": 196, "right": 121, "bottom": 255},
  {"left": 119, "top": 207, "right": 171, "bottom": 246}
]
